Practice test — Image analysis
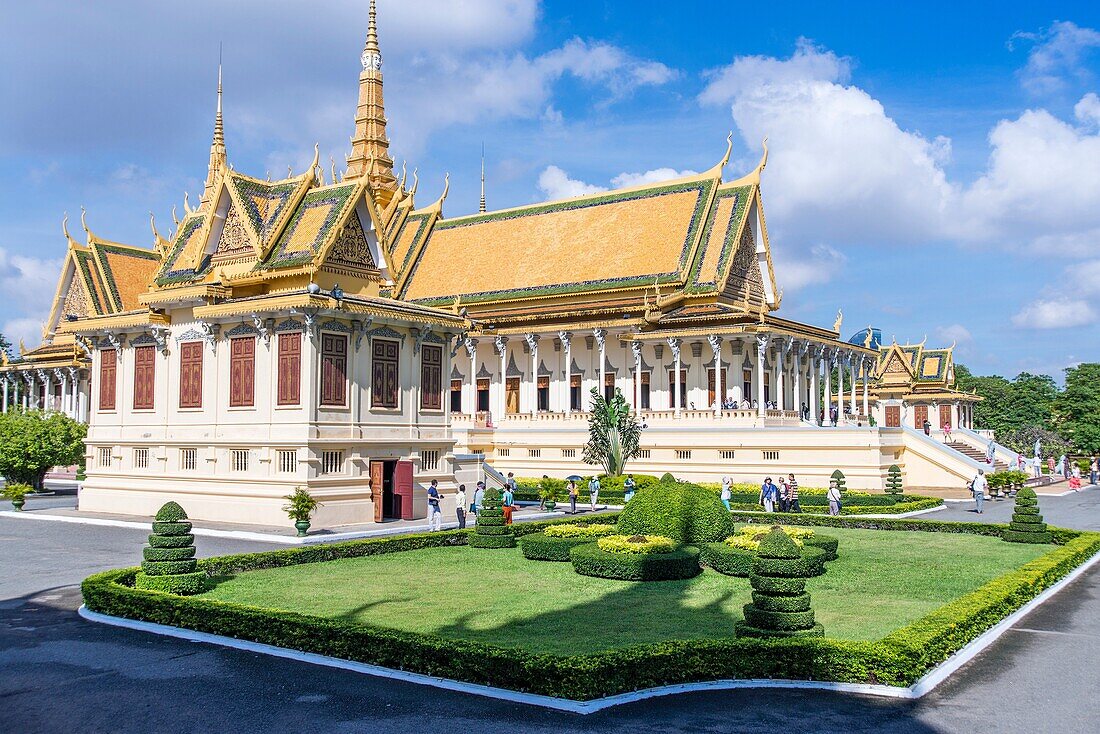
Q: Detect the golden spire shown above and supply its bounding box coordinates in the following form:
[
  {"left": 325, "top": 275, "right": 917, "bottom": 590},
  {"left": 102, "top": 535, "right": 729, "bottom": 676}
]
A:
[
  {"left": 345, "top": 0, "right": 398, "bottom": 204},
  {"left": 202, "top": 53, "right": 227, "bottom": 206},
  {"left": 479, "top": 143, "right": 487, "bottom": 214}
]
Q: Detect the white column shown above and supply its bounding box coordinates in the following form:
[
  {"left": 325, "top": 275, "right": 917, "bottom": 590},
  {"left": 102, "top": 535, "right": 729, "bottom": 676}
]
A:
[
  {"left": 560, "top": 331, "right": 572, "bottom": 415},
  {"left": 708, "top": 335, "right": 722, "bottom": 415},
  {"left": 494, "top": 335, "right": 508, "bottom": 422},
  {"left": 631, "top": 341, "right": 643, "bottom": 414},
  {"left": 823, "top": 350, "right": 833, "bottom": 425},
  {"left": 525, "top": 333, "right": 539, "bottom": 416},
  {"left": 836, "top": 352, "right": 845, "bottom": 424},
  {"left": 24, "top": 373, "right": 34, "bottom": 409},
  {"left": 464, "top": 338, "right": 477, "bottom": 417},
  {"left": 755, "top": 335, "right": 768, "bottom": 417},
  {"left": 594, "top": 328, "right": 606, "bottom": 407},
  {"left": 1, "top": 376, "right": 8, "bottom": 413},
  {"left": 849, "top": 358, "right": 857, "bottom": 416},
  {"left": 792, "top": 342, "right": 803, "bottom": 419},
  {"left": 862, "top": 358, "right": 870, "bottom": 418},
  {"left": 776, "top": 340, "right": 788, "bottom": 412},
  {"left": 668, "top": 337, "right": 682, "bottom": 417},
  {"left": 810, "top": 348, "right": 820, "bottom": 424}
]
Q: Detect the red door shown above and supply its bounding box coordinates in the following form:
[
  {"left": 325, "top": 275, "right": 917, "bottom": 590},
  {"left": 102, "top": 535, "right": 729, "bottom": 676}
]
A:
[
  {"left": 394, "top": 460, "right": 415, "bottom": 520},
  {"left": 885, "top": 405, "right": 900, "bottom": 428},
  {"left": 939, "top": 404, "right": 952, "bottom": 430},
  {"left": 914, "top": 405, "right": 928, "bottom": 429},
  {"left": 370, "top": 461, "right": 385, "bottom": 523}
]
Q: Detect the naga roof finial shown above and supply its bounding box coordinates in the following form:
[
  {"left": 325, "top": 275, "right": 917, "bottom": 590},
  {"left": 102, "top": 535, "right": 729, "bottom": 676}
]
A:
[
  {"left": 62, "top": 212, "right": 74, "bottom": 244},
  {"left": 80, "top": 206, "right": 92, "bottom": 242}
]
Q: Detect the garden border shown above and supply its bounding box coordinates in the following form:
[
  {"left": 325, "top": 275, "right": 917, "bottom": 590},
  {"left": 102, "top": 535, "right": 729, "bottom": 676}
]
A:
[
  {"left": 77, "top": 543, "right": 1100, "bottom": 714},
  {"left": 79, "top": 515, "right": 1100, "bottom": 711}
]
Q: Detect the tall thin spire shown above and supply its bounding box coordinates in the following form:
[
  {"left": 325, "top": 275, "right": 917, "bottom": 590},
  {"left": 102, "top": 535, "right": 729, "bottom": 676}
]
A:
[
  {"left": 345, "top": 0, "right": 397, "bottom": 204},
  {"left": 479, "top": 143, "right": 487, "bottom": 214},
  {"left": 202, "top": 46, "right": 227, "bottom": 206}
]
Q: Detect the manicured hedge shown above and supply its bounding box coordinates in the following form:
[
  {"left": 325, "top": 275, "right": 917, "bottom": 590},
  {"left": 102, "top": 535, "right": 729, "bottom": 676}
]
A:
[
  {"left": 570, "top": 543, "right": 701, "bottom": 581},
  {"left": 81, "top": 518, "right": 1100, "bottom": 701},
  {"left": 699, "top": 543, "right": 755, "bottom": 576},
  {"left": 804, "top": 535, "right": 839, "bottom": 561},
  {"left": 617, "top": 481, "right": 734, "bottom": 543},
  {"left": 520, "top": 533, "right": 594, "bottom": 562},
  {"left": 148, "top": 534, "right": 194, "bottom": 549},
  {"left": 726, "top": 496, "right": 942, "bottom": 515},
  {"left": 468, "top": 533, "right": 516, "bottom": 549}
]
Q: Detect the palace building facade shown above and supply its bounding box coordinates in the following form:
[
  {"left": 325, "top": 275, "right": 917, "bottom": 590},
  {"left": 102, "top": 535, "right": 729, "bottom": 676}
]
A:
[{"left": 0, "top": 1, "right": 1003, "bottom": 526}]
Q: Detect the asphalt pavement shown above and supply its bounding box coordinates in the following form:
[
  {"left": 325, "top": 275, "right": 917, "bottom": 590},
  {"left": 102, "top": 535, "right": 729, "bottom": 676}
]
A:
[{"left": 1, "top": 487, "right": 1098, "bottom": 733}]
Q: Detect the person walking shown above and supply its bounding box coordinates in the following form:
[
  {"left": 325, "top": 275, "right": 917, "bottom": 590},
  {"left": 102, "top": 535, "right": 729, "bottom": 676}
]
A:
[
  {"left": 1091, "top": 456, "right": 1098, "bottom": 486},
  {"left": 426, "top": 479, "right": 442, "bottom": 531},
  {"left": 472, "top": 482, "right": 485, "bottom": 516},
  {"left": 505, "top": 472, "right": 518, "bottom": 497},
  {"left": 588, "top": 475, "right": 601, "bottom": 511},
  {"left": 623, "top": 474, "right": 637, "bottom": 503},
  {"left": 787, "top": 473, "right": 801, "bottom": 513},
  {"left": 759, "top": 477, "right": 777, "bottom": 513},
  {"left": 567, "top": 479, "right": 579, "bottom": 514},
  {"left": 1047, "top": 456, "right": 1056, "bottom": 476},
  {"left": 538, "top": 474, "right": 550, "bottom": 510},
  {"left": 777, "top": 476, "right": 790, "bottom": 513},
  {"left": 971, "top": 469, "right": 987, "bottom": 514},
  {"left": 720, "top": 476, "right": 733, "bottom": 511},
  {"left": 826, "top": 479, "right": 842, "bottom": 516},
  {"left": 941, "top": 421, "right": 952, "bottom": 443},
  {"left": 502, "top": 482, "right": 515, "bottom": 525},
  {"left": 454, "top": 484, "right": 467, "bottom": 529},
  {"left": 923, "top": 418, "right": 931, "bottom": 437}
]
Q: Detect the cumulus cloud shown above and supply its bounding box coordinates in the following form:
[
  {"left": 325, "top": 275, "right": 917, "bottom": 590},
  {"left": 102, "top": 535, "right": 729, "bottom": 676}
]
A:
[
  {"left": 936, "top": 324, "right": 973, "bottom": 345},
  {"left": 1011, "top": 298, "right": 1097, "bottom": 329},
  {"left": 610, "top": 168, "right": 698, "bottom": 188},
  {"left": 774, "top": 244, "right": 846, "bottom": 293},
  {"left": 0, "top": 247, "right": 64, "bottom": 346},
  {"left": 1011, "top": 21, "right": 1100, "bottom": 96},
  {"left": 536, "top": 166, "right": 701, "bottom": 200}
]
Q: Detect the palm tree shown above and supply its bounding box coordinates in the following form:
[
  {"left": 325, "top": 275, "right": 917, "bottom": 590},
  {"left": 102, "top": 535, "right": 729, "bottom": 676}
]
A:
[{"left": 582, "top": 387, "right": 641, "bottom": 477}]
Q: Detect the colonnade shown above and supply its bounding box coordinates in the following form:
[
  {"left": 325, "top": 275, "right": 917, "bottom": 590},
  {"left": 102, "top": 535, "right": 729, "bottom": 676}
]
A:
[{"left": 0, "top": 368, "right": 88, "bottom": 421}]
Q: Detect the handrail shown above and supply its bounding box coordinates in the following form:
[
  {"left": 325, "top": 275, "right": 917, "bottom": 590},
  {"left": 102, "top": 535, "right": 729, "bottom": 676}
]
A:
[
  {"left": 902, "top": 426, "right": 985, "bottom": 472},
  {"left": 956, "top": 426, "right": 1021, "bottom": 466}
]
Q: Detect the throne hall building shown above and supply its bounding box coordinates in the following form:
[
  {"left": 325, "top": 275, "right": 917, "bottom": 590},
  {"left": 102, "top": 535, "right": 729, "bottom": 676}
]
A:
[{"left": 0, "top": 2, "right": 1002, "bottom": 526}]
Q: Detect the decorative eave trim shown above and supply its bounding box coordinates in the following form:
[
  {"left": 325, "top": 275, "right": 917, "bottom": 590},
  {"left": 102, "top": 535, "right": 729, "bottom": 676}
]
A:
[
  {"left": 138, "top": 284, "right": 231, "bottom": 306},
  {"left": 68, "top": 310, "right": 171, "bottom": 334}
]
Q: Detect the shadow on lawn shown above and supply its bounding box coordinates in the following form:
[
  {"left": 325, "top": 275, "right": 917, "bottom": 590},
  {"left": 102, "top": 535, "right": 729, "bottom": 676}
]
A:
[{"left": 434, "top": 572, "right": 744, "bottom": 654}]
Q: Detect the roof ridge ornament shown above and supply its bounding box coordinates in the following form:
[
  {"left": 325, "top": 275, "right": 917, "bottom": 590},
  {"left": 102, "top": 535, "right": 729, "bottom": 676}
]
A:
[
  {"left": 727, "top": 136, "right": 769, "bottom": 188},
  {"left": 80, "top": 206, "right": 92, "bottom": 243},
  {"left": 62, "top": 212, "right": 76, "bottom": 246}
]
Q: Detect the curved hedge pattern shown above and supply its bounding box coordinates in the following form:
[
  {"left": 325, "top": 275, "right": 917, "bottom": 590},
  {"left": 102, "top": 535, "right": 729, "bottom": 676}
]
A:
[
  {"left": 699, "top": 543, "right": 755, "bottom": 576},
  {"left": 570, "top": 543, "right": 701, "bottom": 581}
]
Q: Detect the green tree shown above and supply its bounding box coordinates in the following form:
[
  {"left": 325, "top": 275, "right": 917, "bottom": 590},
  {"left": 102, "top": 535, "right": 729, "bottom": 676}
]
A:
[
  {"left": 954, "top": 364, "right": 1057, "bottom": 435},
  {"left": 582, "top": 387, "right": 640, "bottom": 477},
  {"left": 999, "top": 426, "right": 1072, "bottom": 459},
  {"left": 0, "top": 332, "right": 11, "bottom": 357},
  {"left": 1052, "top": 363, "right": 1100, "bottom": 453},
  {"left": 0, "top": 410, "right": 86, "bottom": 489}
]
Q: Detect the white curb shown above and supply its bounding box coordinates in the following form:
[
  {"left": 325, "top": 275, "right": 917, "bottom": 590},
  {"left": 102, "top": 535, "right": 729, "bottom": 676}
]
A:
[
  {"left": 732, "top": 504, "right": 946, "bottom": 520},
  {"left": 78, "top": 548, "right": 1100, "bottom": 714}
]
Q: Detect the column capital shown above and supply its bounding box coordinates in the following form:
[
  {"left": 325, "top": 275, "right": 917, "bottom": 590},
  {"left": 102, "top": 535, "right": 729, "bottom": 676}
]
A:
[
  {"left": 666, "top": 336, "right": 682, "bottom": 359},
  {"left": 631, "top": 341, "right": 643, "bottom": 360},
  {"left": 755, "top": 333, "right": 770, "bottom": 356},
  {"left": 463, "top": 337, "right": 478, "bottom": 359},
  {"left": 523, "top": 332, "right": 540, "bottom": 351},
  {"left": 707, "top": 334, "right": 723, "bottom": 359},
  {"left": 557, "top": 330, "right": 572, "bottom": 350},
  {"left": 53, "top": 368, "right": 65, "bottom": 382},
  {"left": 592, "top": 328, "right": 606, "bottom": 350},
  {"left": 494, "top": 334, "right": 508, "bottom": 356}
]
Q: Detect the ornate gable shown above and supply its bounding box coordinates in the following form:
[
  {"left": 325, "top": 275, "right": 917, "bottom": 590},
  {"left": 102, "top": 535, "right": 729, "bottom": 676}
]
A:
[
  {"left": 212, "top": 204, "right": 253, "bottom": 260},
  {"left": 326, "top": 211, "right": 377, "bottom": 270}
]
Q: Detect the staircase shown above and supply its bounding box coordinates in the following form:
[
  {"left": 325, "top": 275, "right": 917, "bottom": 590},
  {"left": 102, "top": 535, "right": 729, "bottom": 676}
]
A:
[{"left": 946, "top": 441, "right": 1008, "bottom": 471}]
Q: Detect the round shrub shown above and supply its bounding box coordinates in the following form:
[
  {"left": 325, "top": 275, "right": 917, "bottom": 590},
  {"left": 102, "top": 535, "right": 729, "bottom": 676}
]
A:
[
  {"left": 570, "top": 543, "right": 701, "bottom": 581},
  {"left": 521, "top": 533, "right": 594, "bottom": 561},
  {"left": 597, "top": 534, "right": 677, "bottom": 554},
  {"left": 659, "top": 472, "right": 677, "bottom": 483},
  {"left": 148, "top": 533, "right": 195, "bottom": 548},
  {"left": 140, "top": 559, "right": 198, "bottom": 576},
  {"left": 1003, "top": 488, "right": 1052, "bottom": 544},
  {"left": 468, "top": 533, "right": 516, "bottom": 549},
  {"left": 699, "top": 543, "right": 754, "bottom": 577},
  {"left": 134, "top": 571, "right": 206, "bottom": 595},
  {"left": 616, "top": 481, "right": 734, "bottom": 544},
  {"left": 543, "top": 523, "right": 616, "bottom": 538},
  {"left": 155, "top": 501, "right": 188, "bottom": 522},
  {"left": 142, "top": 546, "right": 196, "bottom": 562},
  {"left": 152, "top": 520, "right": 192, "bottom": 536},
  {"left": 736, "top": 530, "right": 823, "bottom": 639}
]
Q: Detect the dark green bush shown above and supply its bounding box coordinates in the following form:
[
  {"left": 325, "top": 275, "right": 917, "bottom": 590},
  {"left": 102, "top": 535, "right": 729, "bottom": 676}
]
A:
[
  {"left": 659, "top": 472, "right": 677, "bottom": 483},
  {"left": 699, "top": 543, "right": 755, "bottom": 576},
  {"left": 132, "top": 571, "right": 207, "bottom": 595},
  {"left": 154, "top": 501, "right": 188, "bottom": 522},
  {"left": 475, "top": 525, "right": 514, "bottom": 536},
  {"left": 135, "top": 502, "right": 203, "bottom": 595},
  {"left": 736, "top": 530, "right": 823, "bottom": 639},
  {"left": 616, "top": 481, "right": 734, "bottom": 544},
  {"left": 139, "top": 559, "right": 198, "bottom": 576},
  {"left": 885, "top": 465, "right": 903, "bottom": 500},
  {"left": 520, "top": 533, "right": 594, "bottom": 562},
  {"left": 1003, "top": 488, "right": 1052, "bottom": 544},
  {"left": 152, "top": 521, "right": 192, "bottom": 536},
  {"left": 148, "top": 533, "right": 194, "bottom": 549},
  {"left": 142, "top": 547, "right": 196, "bottom": 562},
  {"left": 468, "top": 534, "right": 517, "bottom": 548},
  {"left": 570, "top": 543, "right": 701, "bottom": 581},
  {"left": 803, "top": 534, "right": 839, "bottom": 560},
  {"left": 751, "top": 591, "right": 811, "bottom": 612},
  {"left": 470, "top": 489, "right": 515, "bottom": 549}
]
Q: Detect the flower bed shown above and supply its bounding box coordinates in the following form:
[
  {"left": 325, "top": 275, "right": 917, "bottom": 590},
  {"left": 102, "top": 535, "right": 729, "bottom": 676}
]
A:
[
  {"left": 597, "top": 534, "right": 678, "bottom": 554},
  {"left": 543, "top": 523, "right": 616, "bottom": 538}
]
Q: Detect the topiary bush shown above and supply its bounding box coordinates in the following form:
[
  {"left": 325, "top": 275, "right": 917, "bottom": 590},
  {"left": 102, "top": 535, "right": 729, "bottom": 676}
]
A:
[
  {"left": 134, "top": 502, "right": 205, "bottom": 595},
  {"left": 616, "top": 481, "right": 734, "bottom": 544},
  {"left": 659, "top": 472, "right": 677, "bottom": 483},
  {"left": 520, "top": 533, "right": 594, "bottom": 561},
  {"left": 803, "top": 534, "right": 839, "bottom": 561},
  {"left": 1003, "top": 488, "right": 1053, "bottom": 544},
  {"left": 831, "top": 469, "right": 847, "bottom": 495},
  {"left": 885, "top": 465, "right": 903, "bottom": 501},
  {"left": 469, "top": 488, "right": 516, "bottom": 548},
  {"left": 699, "top": 543, "right": 755, "bottom": 576},
  {"left": 735, "top": 529, "right": 824, "bottom": 638},
  {"left": 570, "top": 543, "right": 700, "bottom": 581}
]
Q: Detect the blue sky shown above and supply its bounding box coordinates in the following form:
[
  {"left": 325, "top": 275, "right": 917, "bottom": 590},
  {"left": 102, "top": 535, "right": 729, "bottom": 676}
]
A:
[{"left": 2, "top": 0, "right": 1099, "bottom": 379}]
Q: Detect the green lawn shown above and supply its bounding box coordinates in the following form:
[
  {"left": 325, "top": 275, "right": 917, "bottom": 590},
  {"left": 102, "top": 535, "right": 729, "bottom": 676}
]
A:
[{"left": 198, "top": 528, "right": 1048, "bottom": 655}]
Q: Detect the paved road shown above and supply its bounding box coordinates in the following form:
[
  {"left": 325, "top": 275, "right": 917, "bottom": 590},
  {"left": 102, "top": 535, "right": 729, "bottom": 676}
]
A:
[{"left": 1, "top": 489, "right": 1098, "bottom": 733}]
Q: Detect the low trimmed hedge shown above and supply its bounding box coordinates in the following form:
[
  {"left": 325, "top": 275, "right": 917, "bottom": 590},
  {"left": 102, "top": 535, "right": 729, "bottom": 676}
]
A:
[
  {"left": 80, "top": 517, "right": 1100, "bottom": 701},
  {"left": 570, "top": 543, "right": 701, "bottom": 581},
  {"left": 468, "top": 533, "right": 516, "bottom": 549},
  {"left": 148, "top": 534, "right": 194, "bottom": 549},
  {"left": 700, "top": 543, "right": 828, "bottom": 578},
  {"left": 520, "top": 533, "right": 594, "bottom": 562},
  {"left": 729, "top": 513, "right": 1080, "bottom": 544},
  {"left": 727, "top": 495, "right": 942, "bottom": 516}
]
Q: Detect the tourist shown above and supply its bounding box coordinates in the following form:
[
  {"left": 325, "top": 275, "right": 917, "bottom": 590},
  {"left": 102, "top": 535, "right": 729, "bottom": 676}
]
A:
[
  {"left": 942, "top": 421, "right": 952, "bottom": 443},
  {"left": 826, "top": 479, "right": 842, "bottom": 515},
  {"left": 787, "top": 473, "right": 802, "bottom": 513},
  {"left": 777, "top": 476, "right": 790, "bottom": 512},
  {"left": 427, "top": 479, "right": 442, "bottom": 531},
  {"left": 1033, "top": 455, "right": 1043, "bottom": 479},
  {"left": 588, "top": 475, "right": 601, "bottom": 511},
  {"left": 923, "top": 418, "right": 931, "bottom": 436},
  {"left": 472, "top": 482, "right": 485, "bottom": 516},
  {"left": 720, "top": 476, "right": 732, "bottom": 511},
  {"left": 502, "top": 482, "right": 515, "bottom": 525},
  {"left": 971, "top": 469, "right": 986, "bottom": 514},
  {"left": 801, "top": 402, "right": 809, "bottom": 421},
  {"left": 505, "top": 472, "right": 518, "bottom": 496},
  {"left": 1047, "top": 456, "right": 1055, "bottom": 476},
  {"left": 1091, "top": 457, "right": 1098, "bottom": 486},
  {"left": 538, "top": 474, "right": 550, "bottom": 510},
  {"left": 455, "top": 484, "right": 467, "bottom": 529},
  {"left": 760, "top": 477, "right": 777, "bottom": 513},
  {"left": 623, "top": 474, "right": 637, "bottom": 503},
  {"left": 567, "top": 479, "right": 579, "bottom": 514}
]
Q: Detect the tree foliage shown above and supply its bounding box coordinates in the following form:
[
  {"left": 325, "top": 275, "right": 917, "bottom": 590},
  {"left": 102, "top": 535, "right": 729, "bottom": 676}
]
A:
[
  {"left": 0, "top": 332, "right": 11, "bottom": 357},
  {"left": 999, "top": 426, "right": 1072, "bottom": 459},
  {"left": 582, "top": 387, "right": 641, "bottom": 477},
  {"left": 0, "top": 410, "right": 86, "bottom": 488},
  {"left": 1052, "top": 363, "right": 1100, "bottom": 454},
  {"left": 955, "top": 365, "right": 1058, "bottom": 436}
]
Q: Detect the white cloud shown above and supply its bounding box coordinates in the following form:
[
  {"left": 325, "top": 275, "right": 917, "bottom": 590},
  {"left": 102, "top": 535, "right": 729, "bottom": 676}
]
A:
[
  {"left": 936, "top": 324, "right": 973, "bottom": 345},
  {"left": 774, "top": 244, "right": 846, "bottom": 293},
  {"left": 1011, "top": 298, "right": 1097, "bottom": 329},
  {"left": 610, "top": 168, "right": 698, "bottom": 188},
  {"left": 0, "top": 247, "right": 63, "bottom": 347},
  {"left": 1076, "top": 92, "right": 1100, "bottom": 128},
  {"left": 536, "top": 166, "right": 606, "bottom": 199},
  {"left": 1011, "top": 21, "right": 1100, "bottom": 96}
]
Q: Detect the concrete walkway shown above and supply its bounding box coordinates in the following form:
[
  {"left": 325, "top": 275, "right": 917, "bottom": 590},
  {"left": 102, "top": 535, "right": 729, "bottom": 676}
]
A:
[{"left": 1, "top": 488, "right": 1099, "bottom": 732}]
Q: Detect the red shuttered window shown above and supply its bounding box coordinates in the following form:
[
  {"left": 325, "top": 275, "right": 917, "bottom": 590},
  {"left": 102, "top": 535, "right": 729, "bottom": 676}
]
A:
[
  {"left": 179, "top": 342, "right": 204, "bottom": 409},
  {"left": 371, "top": 339, "right": 399, "bottom": 409},
  {"left": 277, "top": 332, "right": 301, "bottom": 406},
  {"left": 320, "top": 333, "right": 348, "bottom": 407},
  {"left": 229, "top": 337, "right": 256, "bottom": 408},
  {"left": 420, "top": 344, "right": 442, "bottom": 410},
  {"left": 99, "top": 349, "right": 117, "bottom": 411},
  {"left": 132, "top": 346, "right": 155, "bottom": 410}
]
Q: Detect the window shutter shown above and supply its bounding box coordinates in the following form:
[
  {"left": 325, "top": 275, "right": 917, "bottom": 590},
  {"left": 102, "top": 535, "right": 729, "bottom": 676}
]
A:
[
  {"left": 99, "top": 349, "right": 117, "bottom": 411},
  {"left": 230, "top": 337, "right": 255, "bottom": 407},
  {"left": 179, "top": 342, "right": 203, "bottom": 409},
  {"left": 133, "top": 346, "right": 155, "bottom": 410},
  {"left": 420, "top": 344, "right": 442, "bottom": 410},
  {"left": 277, "top": 332, "right": 301, "bottom": 406},
  {"left": 320, "top": 333, "right": 348, "bottom": 407},
  {"left": 371, "top": 339, "right": 400, "bottom": 409}
]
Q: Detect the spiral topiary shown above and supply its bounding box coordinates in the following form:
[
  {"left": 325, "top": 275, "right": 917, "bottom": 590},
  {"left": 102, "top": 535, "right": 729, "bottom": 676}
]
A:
[
  {"left": 885, "top": 465, "right": 903, "bottom": 501},
  {"left": 1003, "top": 487, "right": 1053, "bottom": 544},
  {"left": 468, "top": 488, "right": 516, "bottom": 548},
  {"left": 735, "top": 529, "right": 824, "bottom": 638},
  {"left": 134, "top": 502, "right": 205, "bottom": 595}
]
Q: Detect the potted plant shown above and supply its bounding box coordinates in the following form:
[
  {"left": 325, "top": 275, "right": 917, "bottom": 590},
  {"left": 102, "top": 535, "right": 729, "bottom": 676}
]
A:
[
  {"left": 282, "top": 487, "right": 321, "bottom": 536},
  {"left": 539, "top": 480, "right": 563, "bottom": 511},
  {"left": 2, "top": 482, "right": 34, "bottom": 511}
]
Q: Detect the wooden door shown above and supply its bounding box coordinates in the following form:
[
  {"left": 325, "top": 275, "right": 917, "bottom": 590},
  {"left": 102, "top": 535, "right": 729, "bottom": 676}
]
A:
[
  {"left": 885, "top": 405, "right": 900, "bottom": 428},
  {"left": 914, "top": 404, "right": 928, "bottom": 429},
  {"left": 370, "top": 460, "right": 385, "bottom": 522},
  {"left": 707, "top": 368, "right": 725, "bottom": 408},
  {"left": 939, "top": 404, "right": 952, "bottom": 429},
  {"left": 505, "top": 377, "right": 520, "bottom": 414},
  {"left": 394, "top": 460, "right": 414, "bottom": 520}
]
